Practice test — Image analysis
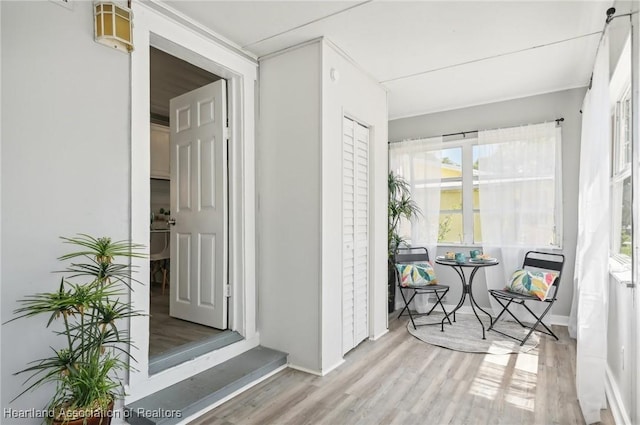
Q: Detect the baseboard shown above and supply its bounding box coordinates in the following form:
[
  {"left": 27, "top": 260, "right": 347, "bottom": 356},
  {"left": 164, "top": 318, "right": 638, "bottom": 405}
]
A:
[
  {"left": 605, "top": 365, "right": 632, "bottom": 425},
  {"left": 288, "top": 361, "right": 345, "bottom": 377},
  {"left": 319, "top": 359, "right": 345, "bottom": 376},
  {"left": 289, "top": 359, "right": 344, "bottom": 376},
  {"left": 549, "top": 314, "right": 569, "bottom": 326},
  {"left": 370, "top": 328, "right": 389, "bottom": 340},
  {"left": 288, "top": 363, "right": 324, "bottom": 376}
]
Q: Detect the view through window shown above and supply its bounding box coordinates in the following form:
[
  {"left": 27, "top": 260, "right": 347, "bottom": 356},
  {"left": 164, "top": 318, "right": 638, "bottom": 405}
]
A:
[{"left": 390, "top": 123, "right": 562, "bottom": 248}]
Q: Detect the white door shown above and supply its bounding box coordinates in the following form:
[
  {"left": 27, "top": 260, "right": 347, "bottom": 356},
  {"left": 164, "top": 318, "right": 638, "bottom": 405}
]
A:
[
  {"left": 169, "top": 80, "right": 228, "bottom": 329},
  {"left": 342, "top": 117, "right": 369, "bottom": 355}
]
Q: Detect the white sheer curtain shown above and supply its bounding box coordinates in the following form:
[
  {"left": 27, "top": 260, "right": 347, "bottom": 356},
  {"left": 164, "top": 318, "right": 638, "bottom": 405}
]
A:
[
  {"left": 568, "top": 33, "right": 610, "bottom": 425},
  {"left": 390, "top": 136, "right": 443, "bottom": 312},
  {"left": 477, "top": 121, "right": 562, "bottom": 320}
]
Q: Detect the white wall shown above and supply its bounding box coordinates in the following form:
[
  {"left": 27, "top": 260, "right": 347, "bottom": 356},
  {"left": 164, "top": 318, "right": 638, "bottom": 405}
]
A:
[
  {"left": 389, "top": 87, "right": 586, "bottom": 320},
  {"left": 1, "top": 1, "right": 130, "bottom": 420},
  {"left": 258, "top": 41, "right": 323, "bottom": 371},
  {"left": 258, "top": 39, "right": 388, "bottom": 374},
  {"left": 607, "top": 274, "right": 634, "bottom": 423},
  {"left": 321, "top": 40, "right": 388, "bottom": 371}
]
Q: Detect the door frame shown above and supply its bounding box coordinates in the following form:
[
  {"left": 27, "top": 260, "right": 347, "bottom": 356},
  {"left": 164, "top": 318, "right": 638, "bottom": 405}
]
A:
[{"left": 127, "top": 2, "right": 258, "bottom": 403}]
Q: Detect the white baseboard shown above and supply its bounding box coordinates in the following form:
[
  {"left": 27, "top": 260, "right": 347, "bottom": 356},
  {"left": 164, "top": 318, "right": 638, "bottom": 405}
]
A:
[
  {"left": 287, "top": 363, "right": 323, "bottom": 376},
  {"left": 605, "top": 365, "right": 632, "bottom": 425},
  {"left": 370, "top": 328, "right": 389, "bottom": 340},
  {"left": 288, "top": 358, "right": 345, "bottom": 377},
  {"left": 549, "top": 314, "right": 569, "bottom": 326},
  {"left": 320, "top": 359, "right": 346, "bottom": 376}
]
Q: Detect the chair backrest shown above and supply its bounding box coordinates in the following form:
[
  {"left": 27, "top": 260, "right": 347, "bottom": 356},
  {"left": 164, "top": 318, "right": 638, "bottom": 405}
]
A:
[
  {"left": 150, "top": 231, "right": 170, "bottom": 260},
  {"left": 395, "top": 246, "right": 430, "bottom": 263},
  {"left": 522, "top": 251, "right": 565, "bottom": 300},
  {"left": 394, "top": 247, "right": 430, "bottom": 286}
]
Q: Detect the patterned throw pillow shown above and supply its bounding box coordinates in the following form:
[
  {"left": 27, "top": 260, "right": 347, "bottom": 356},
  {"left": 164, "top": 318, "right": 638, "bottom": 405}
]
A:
[
  {"left": 396, "top": 263, "right": 438, "bottom": 287},
  {"left": 506, "top": 269, "right": 558, "bottom": 300}
]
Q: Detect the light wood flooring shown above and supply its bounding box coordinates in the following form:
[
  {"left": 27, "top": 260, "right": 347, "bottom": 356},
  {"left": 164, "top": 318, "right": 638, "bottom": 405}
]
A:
[
  {"left": 189, "top": 313, "right": 615, "bottom": 425},
  {"left": 149, "top": 283, "right": 223, "bottom": 357}
]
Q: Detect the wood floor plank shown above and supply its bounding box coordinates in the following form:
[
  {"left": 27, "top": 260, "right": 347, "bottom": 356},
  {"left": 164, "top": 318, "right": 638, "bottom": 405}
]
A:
[{"left": 189, "top": 314, "right": 616, "bottom": 425}]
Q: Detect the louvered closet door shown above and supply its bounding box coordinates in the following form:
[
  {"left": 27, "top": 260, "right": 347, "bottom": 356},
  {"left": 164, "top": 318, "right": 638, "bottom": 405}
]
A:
[{"left": 342, "top": 117, "right": 369, "bottom": 355}]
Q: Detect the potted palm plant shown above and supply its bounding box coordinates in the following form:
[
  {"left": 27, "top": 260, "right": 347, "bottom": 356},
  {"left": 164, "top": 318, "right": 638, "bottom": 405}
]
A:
[
  {"left": 7, "top": 234, "right": 144, "bottom": 424},
  {"left": 388, "top": 172, "right": 421, "bottom": 313}
]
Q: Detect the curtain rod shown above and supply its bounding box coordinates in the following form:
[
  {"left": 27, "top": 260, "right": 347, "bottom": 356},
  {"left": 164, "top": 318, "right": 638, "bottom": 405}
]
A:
[
  {"left": 388, "top": 117, "right": 564, "bottom": 144},
  {"left": 588, "top": 7, "right": 638, "bottom": 89},
  {"left": 441, "top": 118, "right": 564, "bottom": 138}
]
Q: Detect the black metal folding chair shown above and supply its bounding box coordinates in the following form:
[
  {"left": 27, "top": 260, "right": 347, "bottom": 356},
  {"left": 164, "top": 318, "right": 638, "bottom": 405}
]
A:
[
  {"left": 395, "top": 247, "right": 451, "bottom": 330},
  {"left": 487, "top": 251, "right": 565, "bottom": 346}
]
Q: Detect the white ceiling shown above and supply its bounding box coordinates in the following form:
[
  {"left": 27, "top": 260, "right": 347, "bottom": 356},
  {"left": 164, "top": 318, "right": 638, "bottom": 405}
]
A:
[{"left": 158, "top": 0, "right": 619, "bottom": 120}]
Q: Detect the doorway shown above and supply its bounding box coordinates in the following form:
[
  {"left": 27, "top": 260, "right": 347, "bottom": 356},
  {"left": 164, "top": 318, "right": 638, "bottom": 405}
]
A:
[
  {"left": 128, "top": 6, "right": 259, "bottom": 399},
  {"left": 148, "top": 47, "right": 228, "bottom": 359}
]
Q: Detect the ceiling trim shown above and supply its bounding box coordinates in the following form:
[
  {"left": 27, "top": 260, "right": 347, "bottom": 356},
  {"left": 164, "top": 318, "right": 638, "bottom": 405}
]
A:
[
  {"left": 388, "top": 83, "right": 589, "bottom": 122},
  {"left": 258, "top": 36, "right": 324, "bottom": 62},
  {"left": 382, "top": 31, "right": 602, "bottom": 84},
  {"left": 145, "top": 0, "right": 258, "bottom": 64},
  {"left": 242, "top": 0, "right": 373, "bottom": 50}
]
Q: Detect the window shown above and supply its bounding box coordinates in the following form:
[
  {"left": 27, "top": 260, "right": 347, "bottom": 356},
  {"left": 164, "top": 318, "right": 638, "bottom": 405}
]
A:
[
  {"left": 390, "top": 122, "right": 562, "bottom": 248},
  {"left": 439, "top": 146, "right": 464, "bottom": 243},
  {"left": 611, "top": 86, "right": 632, "bottom": 262},
  {"left": 436, "top": 142, "right": 481, "bottom": 244}
]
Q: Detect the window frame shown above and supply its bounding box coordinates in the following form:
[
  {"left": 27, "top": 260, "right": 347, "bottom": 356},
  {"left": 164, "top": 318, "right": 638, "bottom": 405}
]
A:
[
  {"left": 609, "top": 35, "right": 632, "bottom": 266},
  {"left": 430, "top": 137, "right": 477, "bottom": 245},
  {"left": 610, "top": 86, "right": 632, "bottom": 265}
]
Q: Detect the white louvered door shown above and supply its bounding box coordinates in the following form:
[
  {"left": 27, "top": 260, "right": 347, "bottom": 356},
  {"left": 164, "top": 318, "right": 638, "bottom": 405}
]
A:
[{"left": 342, "top": 117, "right": 370, "bottom": 355}]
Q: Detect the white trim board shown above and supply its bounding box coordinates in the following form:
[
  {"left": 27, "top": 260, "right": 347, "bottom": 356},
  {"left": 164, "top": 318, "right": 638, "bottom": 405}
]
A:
[
  {"left": 143, "top": 0, "right": 257, "bottom": 64},
  {"left": 606, "top": 365, "right": 633, "bottom": 425},
  {"left": 288, "top": 359, "right": 346, "bottom": 377},
  {"left": 127, "top": 1, "right": 257, "bottom": 402}
]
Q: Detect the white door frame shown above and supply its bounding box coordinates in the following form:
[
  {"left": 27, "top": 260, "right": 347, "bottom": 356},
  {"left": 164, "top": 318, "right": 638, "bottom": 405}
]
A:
[
  {"left": 631, "top": 10, "right": 639, "bottom": 425},
  {"left": 127, "top": 2, "right": 258, "bottom": 402}
]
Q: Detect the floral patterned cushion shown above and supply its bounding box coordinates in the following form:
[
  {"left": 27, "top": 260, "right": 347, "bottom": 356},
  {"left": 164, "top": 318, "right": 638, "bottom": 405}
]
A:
[
  {"left": 396, "top": 263, "right": 438, "bottom": 286},
  {"left": 506, "top": 269, "right": 558, "bottom": 300}
]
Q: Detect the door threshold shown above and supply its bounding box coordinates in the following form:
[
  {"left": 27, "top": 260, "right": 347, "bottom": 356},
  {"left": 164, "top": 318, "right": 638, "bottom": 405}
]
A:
[
  {"left": 149, "top": 330, "right": 244, "bottom": 375},
  {"left": 128, "top": 346, "right": 288, "bottom": 425}
]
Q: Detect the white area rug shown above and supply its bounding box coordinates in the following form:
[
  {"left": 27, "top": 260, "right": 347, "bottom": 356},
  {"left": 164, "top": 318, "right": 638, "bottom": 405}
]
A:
[{"left": 407, "top": 312, "right": 539, "bottom": 354}]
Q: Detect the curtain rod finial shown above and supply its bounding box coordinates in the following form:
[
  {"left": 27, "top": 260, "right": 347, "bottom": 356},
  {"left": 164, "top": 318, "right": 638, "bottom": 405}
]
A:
[{"left": 606, "top": 7, "right": 616, "bottom": 23}]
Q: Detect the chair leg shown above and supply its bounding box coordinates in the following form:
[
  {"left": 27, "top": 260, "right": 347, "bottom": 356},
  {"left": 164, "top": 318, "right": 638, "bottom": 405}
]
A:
[
  {"left": 397, "top": 289, "right": 417, "bottom": 318},
  {"left": 398, "top": 288, "right": 417, "bottom": 330},
  {"left": 518, "top": 302, "right": 558, "bottom": 346},
  {"left": 490, "top": 296, "right": 528, "bottom": 329},
  {"left": 486, "top": 296, "right": 513, "bottom": 331},
  {"left": 159, "top": 259, "right": 169, "bottom": 295},
  {"left": 433, "top": 290, "right": 452, "bottom": 325},
  {"left": 487, "top": 293, "right": 558, "bottom": 346}
]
